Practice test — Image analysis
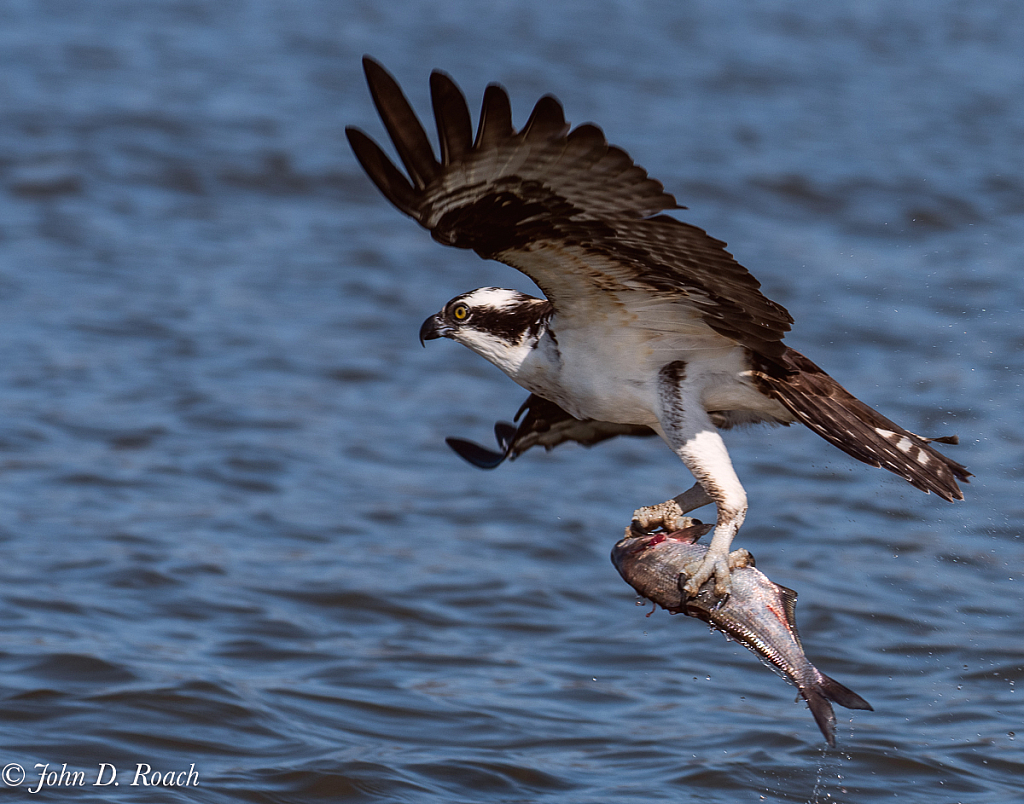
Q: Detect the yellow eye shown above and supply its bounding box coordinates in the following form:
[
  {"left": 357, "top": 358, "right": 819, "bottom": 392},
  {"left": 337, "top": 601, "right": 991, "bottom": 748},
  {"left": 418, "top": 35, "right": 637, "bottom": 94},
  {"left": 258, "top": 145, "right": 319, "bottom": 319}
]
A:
[{"left": 452, "top": 304, "right": 469, "bottom": 321}]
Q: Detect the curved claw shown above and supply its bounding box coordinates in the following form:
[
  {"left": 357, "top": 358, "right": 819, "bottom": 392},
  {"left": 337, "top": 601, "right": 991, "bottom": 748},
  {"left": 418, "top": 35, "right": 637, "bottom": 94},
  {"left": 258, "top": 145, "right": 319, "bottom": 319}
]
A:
[
  {"left": 683, "top": 551, "right": 732, "bottom": 597},
  {"left": 682, "top": 548, "right": 754, "bottom": 598}
]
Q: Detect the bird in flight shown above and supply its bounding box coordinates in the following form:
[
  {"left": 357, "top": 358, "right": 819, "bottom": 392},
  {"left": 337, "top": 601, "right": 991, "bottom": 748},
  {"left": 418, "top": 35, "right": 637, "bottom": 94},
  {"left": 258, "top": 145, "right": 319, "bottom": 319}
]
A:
[{"left": 346, "top": 57, "right": 970, "bottom": 596}]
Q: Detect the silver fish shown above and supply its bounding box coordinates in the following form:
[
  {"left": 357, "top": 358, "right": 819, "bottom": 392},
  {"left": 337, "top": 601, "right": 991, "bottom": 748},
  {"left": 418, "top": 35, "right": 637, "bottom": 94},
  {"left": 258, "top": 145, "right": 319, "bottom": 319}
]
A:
[{"left": 611, "top": 522, "right": 872, "bottom": 746}]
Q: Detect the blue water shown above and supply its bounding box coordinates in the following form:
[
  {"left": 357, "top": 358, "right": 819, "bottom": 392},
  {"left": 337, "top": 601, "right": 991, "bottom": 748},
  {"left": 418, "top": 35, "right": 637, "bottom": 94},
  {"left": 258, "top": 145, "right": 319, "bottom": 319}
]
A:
[{"left": 0, "top": 1, "right": 1021, "bottom": 802}]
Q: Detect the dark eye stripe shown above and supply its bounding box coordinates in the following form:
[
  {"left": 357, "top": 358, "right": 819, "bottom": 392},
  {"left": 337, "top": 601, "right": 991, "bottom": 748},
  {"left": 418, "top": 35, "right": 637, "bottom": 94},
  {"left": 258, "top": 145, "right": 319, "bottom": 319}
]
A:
[{"left": 465, "top": 302, "right": 552, "bottom": 344}]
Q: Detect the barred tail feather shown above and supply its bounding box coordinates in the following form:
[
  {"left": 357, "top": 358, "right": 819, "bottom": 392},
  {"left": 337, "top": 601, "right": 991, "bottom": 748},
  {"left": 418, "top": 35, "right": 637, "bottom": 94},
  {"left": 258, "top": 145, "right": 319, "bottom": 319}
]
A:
[{"left": 753, "top": 348, "right": 971, "bottom": 501}]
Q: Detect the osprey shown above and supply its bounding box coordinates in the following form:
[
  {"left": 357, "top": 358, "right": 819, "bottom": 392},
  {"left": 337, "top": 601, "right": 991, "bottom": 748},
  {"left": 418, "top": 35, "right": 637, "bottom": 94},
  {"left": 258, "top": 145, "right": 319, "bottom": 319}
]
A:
[{"left": 347, "top": 57, "right": 970, "bottom": 595}]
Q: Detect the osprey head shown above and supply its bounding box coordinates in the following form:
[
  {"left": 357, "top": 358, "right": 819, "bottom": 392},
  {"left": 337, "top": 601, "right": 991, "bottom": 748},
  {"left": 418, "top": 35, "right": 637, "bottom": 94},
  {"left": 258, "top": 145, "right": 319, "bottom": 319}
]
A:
[{"left": 419, "top": 287, "right": 552, "bottom": 375}]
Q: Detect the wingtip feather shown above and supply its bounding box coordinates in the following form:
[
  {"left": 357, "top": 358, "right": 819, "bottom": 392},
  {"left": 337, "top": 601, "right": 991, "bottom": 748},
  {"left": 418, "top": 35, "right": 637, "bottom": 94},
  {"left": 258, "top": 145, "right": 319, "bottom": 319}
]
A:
[
  {"left": 430, "top": 70, "right": 473, "bottom": 165},
  {"left": 475, "top": 83, "right": 515, "bottom": 148},
  {"left": 522, "top": 95, "right": 569, "bottom": 141},
  {"left": 345, "top": 127, "right": 420, "bottom": 218},
  {"left": 361, "top": 57, "right": 439, "bottom": 189},
  {"left": 444, "top": 437, "right": 507, "bottom": 469}
]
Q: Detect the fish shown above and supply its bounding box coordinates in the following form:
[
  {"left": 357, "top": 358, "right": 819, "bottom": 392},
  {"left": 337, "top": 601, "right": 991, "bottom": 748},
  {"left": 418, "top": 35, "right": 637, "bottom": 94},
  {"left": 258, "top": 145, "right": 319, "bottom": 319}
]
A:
[{"left": 611, "top": 521, "right": 873, "bottom": 747}]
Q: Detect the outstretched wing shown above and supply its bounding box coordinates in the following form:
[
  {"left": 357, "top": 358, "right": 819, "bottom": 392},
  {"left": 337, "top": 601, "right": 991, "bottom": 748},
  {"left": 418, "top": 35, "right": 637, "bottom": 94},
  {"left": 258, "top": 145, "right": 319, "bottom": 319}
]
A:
[{"left": 346, "top": 57, "right": 793, "bottom": 359}]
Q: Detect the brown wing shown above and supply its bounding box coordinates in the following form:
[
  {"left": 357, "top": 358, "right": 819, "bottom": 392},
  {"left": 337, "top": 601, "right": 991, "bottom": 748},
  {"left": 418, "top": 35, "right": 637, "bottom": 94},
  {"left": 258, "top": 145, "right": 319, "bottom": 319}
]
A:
[{"left": 346, "top": 56, "right": 793, "bottom": 359}]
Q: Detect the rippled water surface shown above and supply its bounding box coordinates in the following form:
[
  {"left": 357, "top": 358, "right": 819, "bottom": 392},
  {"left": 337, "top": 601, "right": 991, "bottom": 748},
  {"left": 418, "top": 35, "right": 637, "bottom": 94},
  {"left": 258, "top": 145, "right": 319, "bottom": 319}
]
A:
[{"left": 0, "top": 2, "right": 1022, "bottom": 802}]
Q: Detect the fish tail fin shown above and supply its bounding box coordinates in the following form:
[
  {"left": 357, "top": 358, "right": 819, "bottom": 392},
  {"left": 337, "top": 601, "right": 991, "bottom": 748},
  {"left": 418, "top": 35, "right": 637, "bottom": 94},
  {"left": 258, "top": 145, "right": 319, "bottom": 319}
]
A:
[
  {"left": 819, "top": 673, "right": 874, "bottom": 712},
  {"left": 803, "top": 673, "right": 873, "bottom": 748},
  {"left": 802, "top": 688, "right": 839, "bottom": 748},
  {"left": 752, "top": 347, "right": 970, "bottom": 501}
]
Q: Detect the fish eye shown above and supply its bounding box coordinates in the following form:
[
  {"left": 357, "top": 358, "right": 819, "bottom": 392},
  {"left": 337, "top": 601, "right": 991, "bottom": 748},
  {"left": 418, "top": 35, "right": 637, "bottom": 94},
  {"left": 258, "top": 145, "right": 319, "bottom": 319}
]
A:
[{"left": 451, "top": 303, "right": 469, "bottom": 321}]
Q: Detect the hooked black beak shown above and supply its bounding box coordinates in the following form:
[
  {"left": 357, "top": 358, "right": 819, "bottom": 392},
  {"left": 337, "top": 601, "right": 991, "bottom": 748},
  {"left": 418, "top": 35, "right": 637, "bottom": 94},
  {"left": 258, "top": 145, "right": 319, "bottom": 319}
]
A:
[{"left": 419, "top": 314, "right": 444, "bottom": 347}]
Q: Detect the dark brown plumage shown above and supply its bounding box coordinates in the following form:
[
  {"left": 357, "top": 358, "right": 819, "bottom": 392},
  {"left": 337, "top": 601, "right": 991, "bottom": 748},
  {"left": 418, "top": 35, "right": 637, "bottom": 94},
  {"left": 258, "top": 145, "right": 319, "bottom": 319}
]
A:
[{"left": 750, "top": 349, "right": 969, "bottom": 501}]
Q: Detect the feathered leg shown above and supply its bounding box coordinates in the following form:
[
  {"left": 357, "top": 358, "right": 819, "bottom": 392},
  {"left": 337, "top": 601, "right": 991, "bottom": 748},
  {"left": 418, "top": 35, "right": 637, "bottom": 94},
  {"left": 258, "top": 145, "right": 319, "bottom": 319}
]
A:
[{"left": 636, "top": 361, "right": 752, "bottom": 596}]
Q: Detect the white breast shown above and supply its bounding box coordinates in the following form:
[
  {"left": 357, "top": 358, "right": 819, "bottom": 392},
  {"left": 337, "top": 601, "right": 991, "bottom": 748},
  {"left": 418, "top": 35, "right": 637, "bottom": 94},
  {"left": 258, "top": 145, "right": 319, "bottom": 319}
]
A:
[{"left": 514, "top": 323, "right": 789, "bottom": 428}]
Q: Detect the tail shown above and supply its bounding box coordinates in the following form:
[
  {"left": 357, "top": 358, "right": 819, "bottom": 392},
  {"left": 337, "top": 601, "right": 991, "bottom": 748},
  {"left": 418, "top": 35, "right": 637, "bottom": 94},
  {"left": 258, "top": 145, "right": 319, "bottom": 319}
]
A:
[
  {"left": 803, "top": 672, "right": 873, "bottom": 748},
  {"left": 751, "top": 348, "right": 971, "bottom": 501}
]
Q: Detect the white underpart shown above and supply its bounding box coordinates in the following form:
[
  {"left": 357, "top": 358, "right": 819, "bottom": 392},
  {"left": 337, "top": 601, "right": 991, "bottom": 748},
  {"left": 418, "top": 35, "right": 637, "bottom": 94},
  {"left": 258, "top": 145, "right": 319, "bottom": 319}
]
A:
[{"left": 454, "top": 326, "right": 539, "bottom": 377}]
